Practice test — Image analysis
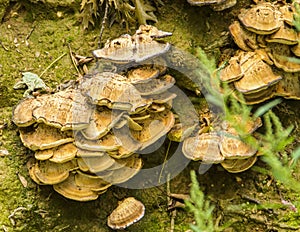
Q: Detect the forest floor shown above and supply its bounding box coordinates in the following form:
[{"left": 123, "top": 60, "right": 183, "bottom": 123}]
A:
[{"left": 0, "top": 0, "right": 300, "bottom": 231}]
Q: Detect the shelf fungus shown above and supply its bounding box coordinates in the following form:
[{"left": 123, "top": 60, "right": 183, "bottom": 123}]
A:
[
  {"left": 238, "top": 2, "right": 283, "bottom": 35},
  {"left": 220, "top": 0, "right": 300, "bottom": 104},
  {"left": 182, "top": 115, "right": 262, "bottom": 173},
  {"left": 219, "top": 51, "right": 282, "bottom": 104},
  {"left": 93, "top": 25, "right": 172, "bottom": 64},
  {"left": 12, "top": 89, "right": 92, "bottom": 131},
  {"left": 13, "top": 26, "right": 177, "bottom": 204},
  {"left": 107, "top": 197, "right": 145, "bottom": 230},
  {"left": 19, "top": 124, "right": 74, "bottom": 151}
]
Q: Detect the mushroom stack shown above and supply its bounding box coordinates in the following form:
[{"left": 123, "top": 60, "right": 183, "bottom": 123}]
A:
[
  {"left": 12, "top": 26, "right": 176, "bottom": 201},
  {"left": 182, "top": 115, "right": 262, "bottom": 173},
  {"left": 219, "top": 0, "right": 300, "bottom": 104},
  {"left": 93, "top": 24, "right": 172, "bottom": 64}
]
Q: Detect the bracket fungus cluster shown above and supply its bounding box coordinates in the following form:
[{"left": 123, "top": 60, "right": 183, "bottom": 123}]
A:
[
  {"left": 13, "top": 26, "right": 176, "bottom": 202},
  {"left": 182, "top": 115, "right": 262, "bottom": 173},
  {"left": 219, "top": 0, "right": 300, "bottom": 104},
  {"left": 13, "top": 23, "right": 278, "bottom": 214}
]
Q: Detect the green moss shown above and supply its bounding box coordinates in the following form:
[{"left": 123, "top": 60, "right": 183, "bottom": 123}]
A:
[
  {"left": 0, "top": 0, "right": 9, "bottom": 20},
  {"left": 0, "top": 110, "right": 37, "bottom": 230}
]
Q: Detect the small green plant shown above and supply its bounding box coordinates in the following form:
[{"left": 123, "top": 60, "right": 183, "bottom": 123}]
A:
[
  {"left": 190, "top": 46, "right": 300, "bottom": 228},
  {"left": 293, "top": 1, "right": 300, "bottom": 32},
  {"left": 195, "top": 47, "right": 217, "bottom": 74},
  {"left": 184, "top": 171, "right": 217, "bottom": 232},
  {"left": 185, "top": 171, "right": 233, "bottom": 231},
  {"left": 257, "top": 111, "right": 300, "bottom": 192}
]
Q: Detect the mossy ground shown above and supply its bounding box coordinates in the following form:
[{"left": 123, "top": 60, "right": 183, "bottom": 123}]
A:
[{"left": 0, "top": 0, "right": 300, "bottom": 231}]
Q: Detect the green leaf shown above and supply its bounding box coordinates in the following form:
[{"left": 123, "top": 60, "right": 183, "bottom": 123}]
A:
[{"left": 254, "top": 98, "right": 282, "bottom": 117}]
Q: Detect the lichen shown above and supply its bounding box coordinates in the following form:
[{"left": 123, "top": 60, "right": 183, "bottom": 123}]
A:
[{"left": 13, "top": 72, "right": 48, "bottom": 97}]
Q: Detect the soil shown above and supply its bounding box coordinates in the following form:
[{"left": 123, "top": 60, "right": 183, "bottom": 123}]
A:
[{"left": 0, "top": 0, "right": 300, "bottom": 231}]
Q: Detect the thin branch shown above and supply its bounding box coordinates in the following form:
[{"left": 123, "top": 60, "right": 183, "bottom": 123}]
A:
[
  {"left": 40, "top": 52, "right": 66, "bottom": 77},
  {"left": 67, "top": 43, "right": 82, "bottom": 78},
  {"left": 26, "top": 25, "right": 36, "bottom": 40},
  {"left": 158, "top": 140, "right": 172, "bottom": 184},
  {"left": 98, "top": 1, "right": 109, "bottom": 48},
  {"left": 0, "top": 41, "right": 9, "bottom": 51}
]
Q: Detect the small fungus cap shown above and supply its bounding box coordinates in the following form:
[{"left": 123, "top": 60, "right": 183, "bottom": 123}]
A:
[{"left": 107, "top": 197, "right": 145, "bottom": 230}]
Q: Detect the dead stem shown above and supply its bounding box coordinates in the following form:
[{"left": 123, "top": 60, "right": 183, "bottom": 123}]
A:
[
  {"left": 8, "top": 207, "right": 28, "bottom": 226},
  {"left": 0, "top": 41, "right": 9, "bottom": 51},
  {"left": 25, "top": 25, "right": 35, "bottom": 40},
  {"left": 98, "top": 1, "right": 109, "bottom": 49},
  {"left": 67, "top": 43, "right": 82, "bottom": 78},
  {"left": 40, "top": 52, "right": 66, "bottom": 77},
  {"left": 158, "top": 140, "right": 172, "bottom": 184},
  {"left": 167, "top": 173, "right": 176, "bottom": 232}
]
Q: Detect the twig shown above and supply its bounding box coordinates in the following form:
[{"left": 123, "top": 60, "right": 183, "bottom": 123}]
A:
[
  {"left": 167, "top": 173, "right": 176, "bottom": 232},
  {"left": 2, "top": 225, "right": 8, "bottom": 232},
  {"left": 57, "top": 225, "right": 70, "bottom": 231},
  {"left": 240, "top": 194, "right": 261, "bottom": 205},
  {"left": 167, "top": 173, "right": 171, "bottom": 204},
  {"left": 98, "top": 1, "right": 109, "bottom": 48},
  {"left": 0, "top": 41, "right": 9, "bottom": 51},
  {"left": 158, "top": 140, "right": 172, "bottom": 184},
  {"left": 170, "top": 210, "right": 176, "bottom": 232},
  {"left": 67, "top": 43, "right": 82, "bottom": 78},
  {"left": 26, "top": 25, "right": 36, "bottom": 40},
  {"left": 275, "top": 223, "right": 300, "bottom": 230},
  {"left": 8, "top": 207, "right": 28, "bottom": 226},
  {"left": 277, "top": 187, "right": 297, "bottom": 212},
  {"left": 40, "top": 52, "right": 66, "bottom": 77}
]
